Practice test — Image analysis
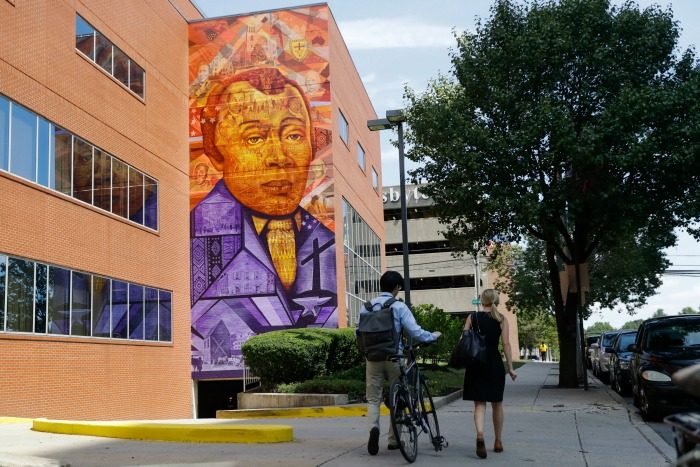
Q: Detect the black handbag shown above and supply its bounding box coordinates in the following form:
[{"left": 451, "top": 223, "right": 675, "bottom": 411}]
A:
[{"left": 448, "top": 312, "right": 487, "bottom": 368}]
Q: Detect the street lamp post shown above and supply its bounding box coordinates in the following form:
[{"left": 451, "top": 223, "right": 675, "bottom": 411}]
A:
[{"left": 368, "top": 109, "right": 411, "bottom": 307}]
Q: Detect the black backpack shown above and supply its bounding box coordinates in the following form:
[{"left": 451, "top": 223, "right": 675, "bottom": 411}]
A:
[{"left": 356, "top": 298, "right": 399, "bottom": 361}]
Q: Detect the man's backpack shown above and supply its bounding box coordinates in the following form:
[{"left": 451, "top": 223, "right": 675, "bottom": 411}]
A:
[{"left": 356, "top": 298, "right": 399, "bottom": 361}]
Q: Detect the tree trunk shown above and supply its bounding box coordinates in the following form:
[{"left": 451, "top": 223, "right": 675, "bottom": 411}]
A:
[
  {"left": 544, "top": 241, "right": 580, "bottom": 387},
  {"left": 556, "top": 294, "right": 579, "bottom": 387}
]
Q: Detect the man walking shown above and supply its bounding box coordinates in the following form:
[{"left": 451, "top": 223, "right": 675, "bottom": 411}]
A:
[{"left": 361, "top": 271, "right": 441, "bottom": 455}]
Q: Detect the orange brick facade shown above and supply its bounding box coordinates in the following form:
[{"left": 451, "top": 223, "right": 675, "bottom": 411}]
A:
[{"left": 0, "top": 0, "right": 202, "bottom": 420}]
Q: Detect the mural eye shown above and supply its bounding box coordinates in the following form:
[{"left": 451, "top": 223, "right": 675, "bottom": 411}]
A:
[
  {"left": 285, "top": 132, "right": 303, "bottom": 142},
  {"left": 247, "top": 135, "right": 264, "bottom": 145}
]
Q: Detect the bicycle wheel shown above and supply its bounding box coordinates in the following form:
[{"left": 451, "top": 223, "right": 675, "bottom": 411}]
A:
[
  {"left": 418, "top": 374, "right": 444, "bottom": 451},
  {"left": 390, "top": 382, "right": 418, "bottom": 463}
]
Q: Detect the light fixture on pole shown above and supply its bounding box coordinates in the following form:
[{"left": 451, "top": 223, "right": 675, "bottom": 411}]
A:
[{"left": 367, "top": 109, "right": 411, "bottom": 307}]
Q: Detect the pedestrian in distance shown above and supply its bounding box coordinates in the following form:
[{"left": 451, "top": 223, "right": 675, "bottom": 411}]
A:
[
  {"left": 462, "top": 288, "right": 517, "bottom": 459},
  {"left": 539, "top": 342, "right": 548, "bottom": 362},
  {"left": 360, "top": 270, "right": 441, "bottom": 456}
]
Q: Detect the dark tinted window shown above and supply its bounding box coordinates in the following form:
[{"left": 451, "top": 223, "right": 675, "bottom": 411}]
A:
[
  {"left": 6, "top": 258, "right": 33, "bottom": 332},
  {"left": 111, "top": 280, "right": 128, "bottom": 339},
  {"left": 144, "top": 287, "right": 158, "bottom": 341},
  {"left": 128, "top": 284, "right": 144, "bottom": 340},
  {"left": 616, "top": 333, "right": 636, "bottom": 351},
  {"left": 0, "top": 255, "right": 6, "bottom": 330},
  {"left": 73, "top": 138, "right": 93, "bottom": 204},
  {"left": 34, "top": 263, "right": 47, "bottom": 334},
  {"left": 48, "top": 266, "right": 71, "bottom": 335},
  {"left": 92, "top": 276, "right": 110, "bottom": 338},
  {"left": 602, "top": 333, "right": 618, "bottom": 347},
  {"left": 71, "top": 271, "right": 91, "bottom": 336},
  {"left": 53, "top": 128, "right": 72, "bottom": 195},
  {"left": 159, "top": 290, "right": 172, "bottom": 342},
  {"left": 645, "top": 320, "right": 700, "bottom": 350},
  {"left": 111, "top": 159, "right": 128, "bottom": 218}
]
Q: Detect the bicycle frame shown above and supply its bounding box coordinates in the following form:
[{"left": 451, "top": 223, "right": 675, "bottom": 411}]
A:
[{"left": 389, "top": 343, "right": 447, "bottom": 463}]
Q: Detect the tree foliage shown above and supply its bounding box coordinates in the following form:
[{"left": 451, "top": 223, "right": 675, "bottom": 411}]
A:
[
  {"left": 404, "top": 0, "right": 700, "bottom": 386},
  {"left": 585, "top": 321, "right": 614, "bottom": 334}
]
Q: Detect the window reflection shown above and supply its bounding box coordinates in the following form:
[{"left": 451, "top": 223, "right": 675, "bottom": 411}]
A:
[
  {"left": 71, "top": 271, "right": 91, "bottom": 336},
  {"left": 0, "top": 254, "right": 171, "bottom": 341},
  {"left": 93, "top": 149, "right": 111, "bottom": 211},
  {"left": 73, "top": 138, "right": 93, "bottom": 204},
  {"left": 37, "top": 118, "right": 50, "bottom": 187},
  {"left": 129, "top": 166, "right": 144, "bottom": 224},
  {"left": 95, "top": 31, "right": 113, "bottom": 74},
  {"left": 35, "top": 263, "right": 47, "bottom": 333},
  {"left": 48, "top": 266, "right": 70, "bottom": 335},
  {"left": 53, "top": 128, "right": 72, "bottom": 195},
  {"left": 144, "top": 287, "right": 158, "bottom": 341},
  {"left": 10, "top": 103, "right": 37, "bottom": 182},
  {"left": 158, "top": 290, "right": 172, "bottom": 342},
  {"left": 130, "top": 62, "right": 145, "bottom": 98},
  {"left": 75, "top": 15, "right": 95, "bottom": 60},
  {"left": 111, "top": 159, "right": 128, "bottom": 218},
  {"left": 111, "top": 280, "right": 128, "bottom": 339},
  {"left": 92, "top": 276, "right": 110, "bottom": 338},
  {"left": 0, "top": 255, "right": 5, "bottom": 329},
  {"left": 6, "top": 258, "right": 34, "bottom": 332},
  {"left": 0, "top": 96, "right": 9, "bottom": 171},
  {"left": 144, "top": 176, "right": 158, "bottom": 230},
  {"left": 128, "top": 284, "right": 144, "bottom": 340},
  {"left": 113, "top": 47, "right": 129, "bottom": 87}
]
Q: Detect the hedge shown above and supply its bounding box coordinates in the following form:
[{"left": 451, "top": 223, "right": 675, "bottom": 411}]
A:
[{"left": 242, "top": 328, "right": 363, "bottom": 390}]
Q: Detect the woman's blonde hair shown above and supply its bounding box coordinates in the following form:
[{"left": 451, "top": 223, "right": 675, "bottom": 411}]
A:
[{"left": 481, "top": 289, "right": 504, "bottom": 323}]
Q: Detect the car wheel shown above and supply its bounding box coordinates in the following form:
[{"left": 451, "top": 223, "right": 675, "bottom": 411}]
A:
[{"left": 639, "top": 386, "right": 658, "bottom": 421}]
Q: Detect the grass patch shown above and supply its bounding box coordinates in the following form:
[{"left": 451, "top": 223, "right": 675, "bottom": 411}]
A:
[{"left": 275, "top": 360, "right": 530, "bottom": 400}]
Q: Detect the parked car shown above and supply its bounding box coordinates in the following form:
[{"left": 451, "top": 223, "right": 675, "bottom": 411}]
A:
[
  {"left": 593, "top": 330, "right": 622, "bottom": 383},
  {"left": 630, "top": 315, "right": 700, "bottom": 421},
  {"left": 607, "top": 330, "right": 637, "bottom": 395},
  {"left": 586, "top": 335, "right": 600, "bottom": 369}
]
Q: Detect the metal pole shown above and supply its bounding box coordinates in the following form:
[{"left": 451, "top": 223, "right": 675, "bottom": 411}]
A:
[{"left": 397, "top": 122, "right": 411, "bottom": 307}]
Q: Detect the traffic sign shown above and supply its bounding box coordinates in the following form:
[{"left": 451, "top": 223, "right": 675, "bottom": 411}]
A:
[{"left": 471, "top": 298, "right": 480, "bottom": 305}]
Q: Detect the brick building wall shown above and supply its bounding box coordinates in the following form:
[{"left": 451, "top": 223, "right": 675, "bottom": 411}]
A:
[{"left": 0, "top": 0, "right": 202, "bottom": 420}]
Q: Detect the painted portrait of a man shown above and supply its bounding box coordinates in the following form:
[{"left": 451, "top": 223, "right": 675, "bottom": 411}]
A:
[{"left": 190, "top": 65, "right": 336, "bottom": 377}]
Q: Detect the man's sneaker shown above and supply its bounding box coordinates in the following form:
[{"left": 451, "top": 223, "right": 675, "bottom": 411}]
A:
[{"left": 368, "top": 427, "right": 379, "bottom": 455}]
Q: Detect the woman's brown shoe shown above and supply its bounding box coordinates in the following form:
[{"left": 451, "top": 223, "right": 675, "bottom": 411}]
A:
[
  {"left": 476, "top": 438, "right": 487, "bottom": 459},
  {"left": 494, "top": 440, "right": 504, "bottom": 453}
]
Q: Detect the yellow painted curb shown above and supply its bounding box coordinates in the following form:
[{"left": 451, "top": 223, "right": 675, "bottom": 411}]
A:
[
  {"left": 217, "top": 403, "right": 389, "bottom": 419},
  {"left": 0, "top": 417, "right": 31, "bottom": 424},
  {"left": 32, "top": 419, "right": 293, "bottom": 443}
]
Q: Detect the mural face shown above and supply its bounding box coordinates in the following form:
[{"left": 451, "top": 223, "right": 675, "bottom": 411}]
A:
[{"left": 189, "top": 6, "right": 336, "bottom": 379}]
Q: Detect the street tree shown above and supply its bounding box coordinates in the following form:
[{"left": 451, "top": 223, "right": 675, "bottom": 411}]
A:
[
  {"left": 680, "top": 307, "right": 698, "bottom": 314},
  {"left": 585, "top": 322, "right": 614, "bottom": 335},
  {"left": 621, "top": 319, "right": 643, "bottom": 331},
  {"left": 404, "top": 0, "right": 700, "bottom": 386}
]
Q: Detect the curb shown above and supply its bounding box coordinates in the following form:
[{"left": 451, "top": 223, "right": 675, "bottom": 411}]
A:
[
  {"left": 217, "top": 390, "right": 463, "bottom": 419},
  {"left": 218, "top": 404, "right": 390, "bottom": 419},
  {"left": 0, "top": 417, "right": 32, "bottom": 424},
  {"left": 588, "top": 372, "right": 676, "bottom": 464},
  {"left": 31, "top": 418, "right": 294, "bottom": 444}
]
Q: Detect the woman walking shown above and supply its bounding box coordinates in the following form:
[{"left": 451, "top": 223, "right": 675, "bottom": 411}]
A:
[{"left": 463, "top": 289, "right": 517, "bottom": 459}]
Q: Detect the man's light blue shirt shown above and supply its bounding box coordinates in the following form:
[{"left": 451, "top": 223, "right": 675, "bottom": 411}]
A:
[{"left": 362, "top": 292, "right": 437, "bottom": 351}]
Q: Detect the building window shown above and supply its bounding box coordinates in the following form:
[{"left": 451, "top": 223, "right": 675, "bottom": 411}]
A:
[
  {"left": 0, "top": 253, "right": 172, "bottom": 342},
  {"left": 75, "top": 15, "right": 145, "bottom": 99},
  {"left": 342, "top": 198, "right": 381, "bottom": 327},
  {"left": 357, "top": 142, "right": 365, "bottom": 171},
  {"left": 0, "top": 94, "right": 158, "bottom": 230},
  {"left": 339, "top": 110, "right": 349, "bottom": 145},
  {"left": 372, "top": 167, "right": 379, "bottom": 191}
]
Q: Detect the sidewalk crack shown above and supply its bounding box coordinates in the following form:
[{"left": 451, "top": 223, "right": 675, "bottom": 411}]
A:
[{"left": 574, "top": 412, "right": 590, "bottom": 467}]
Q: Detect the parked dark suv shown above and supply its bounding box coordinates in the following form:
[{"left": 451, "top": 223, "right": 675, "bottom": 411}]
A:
[{"left": 630, "top": 315, "right": 700, "bottom": 420}]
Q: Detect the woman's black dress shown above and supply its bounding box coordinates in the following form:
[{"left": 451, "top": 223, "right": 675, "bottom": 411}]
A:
[{"left": 462, "top": 311, "right": 505, "bottom": 402}]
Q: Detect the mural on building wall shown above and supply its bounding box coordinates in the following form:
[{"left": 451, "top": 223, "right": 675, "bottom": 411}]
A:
[{"left": 188, "top": 5, "right": 337, "bottom": 378}]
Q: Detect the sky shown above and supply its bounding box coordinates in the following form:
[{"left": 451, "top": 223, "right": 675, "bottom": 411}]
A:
[{"left": 194, "top": 0, "right": 700, "bottom": 328}]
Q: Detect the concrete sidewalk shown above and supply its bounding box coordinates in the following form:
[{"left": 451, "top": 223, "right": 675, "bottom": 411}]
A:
[{"left": 0, "top": 362, "right": 676, "bottom": 466}]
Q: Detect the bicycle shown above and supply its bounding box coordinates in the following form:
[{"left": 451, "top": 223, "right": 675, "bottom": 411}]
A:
[{"left": 388, "top": 343, "right": 448, "bottom": 463}]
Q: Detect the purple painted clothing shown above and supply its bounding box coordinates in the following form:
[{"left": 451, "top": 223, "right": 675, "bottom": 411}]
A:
[{"left": 190, "top": 181, "right": 337, "bottom": 378}]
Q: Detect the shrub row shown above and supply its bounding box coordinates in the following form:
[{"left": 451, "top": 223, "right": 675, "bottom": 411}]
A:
[{"left": 241, "top": 328, "right": 363, "bottom": 390}]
